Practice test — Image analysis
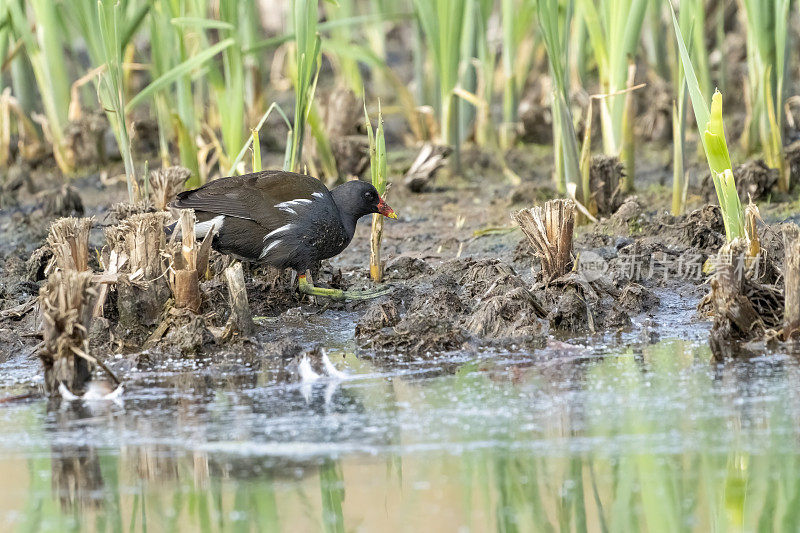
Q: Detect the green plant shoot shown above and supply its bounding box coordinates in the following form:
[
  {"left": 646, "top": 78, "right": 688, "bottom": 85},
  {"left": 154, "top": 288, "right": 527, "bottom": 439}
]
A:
[
  {"left": 669, "top": 3, "right": 744, "bottom": 242},
  {"left": 412, "top": 0, "right": 467, "bottom": 164},
  {"left": 537, "top": 0, "right": 582, "bottom": 200},
  {"left": 741, "top": 0, "right": 792, "bottom": 191},
  {"left": 287, "top": 0, "right": 322, "bottom": 173},
  {"left": 577, "top": 0, "right": 648, "bottom": 173},
  {"left": 97, "top": 0, "right": 136, "bottom": 202}
]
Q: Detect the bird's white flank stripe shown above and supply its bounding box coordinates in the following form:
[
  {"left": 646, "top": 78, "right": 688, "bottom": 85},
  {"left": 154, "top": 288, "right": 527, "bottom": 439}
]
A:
[
  {"left": 194, "top": 215, "right": 224, "bottom": 238},
  {"left": 312, "top": 192, "right": 325, "bottom": 199},
  {"left": 263, "top": 223, "right": 292, "bottom": 241},
  {"left": 275, "top": 198, "right": 312, "bottom": 214},
  {"left": 259, "top": 239, "right": 282, "bottom": 258}
]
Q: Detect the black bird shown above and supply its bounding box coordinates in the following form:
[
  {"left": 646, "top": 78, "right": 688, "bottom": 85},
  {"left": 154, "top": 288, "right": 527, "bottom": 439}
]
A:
[{"left": 169, "top": 170, "right": 397, "bottom": 299}]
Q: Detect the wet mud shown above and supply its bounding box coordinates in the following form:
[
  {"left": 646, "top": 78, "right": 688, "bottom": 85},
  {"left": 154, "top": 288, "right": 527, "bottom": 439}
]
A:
[{"left": 0, "top": 138, "right": 797, "bottom": 397}]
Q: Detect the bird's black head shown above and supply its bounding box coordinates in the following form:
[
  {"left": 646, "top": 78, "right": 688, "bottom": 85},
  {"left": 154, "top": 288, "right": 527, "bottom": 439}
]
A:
[{"left": 331, "top": 180, "right": 397, "bottom": 220}]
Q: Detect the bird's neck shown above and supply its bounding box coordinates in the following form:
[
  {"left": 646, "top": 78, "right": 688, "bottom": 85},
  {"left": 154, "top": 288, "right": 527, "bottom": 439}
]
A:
[
  {"left": 331, "top": 189, "right": 362, "bottom": 241},
  {"left": 338, "top": 211, "right": 360, "bottom": 242}
]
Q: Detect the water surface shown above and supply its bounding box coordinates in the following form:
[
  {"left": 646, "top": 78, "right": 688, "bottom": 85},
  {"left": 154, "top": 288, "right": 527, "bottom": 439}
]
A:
[{"left": 1, "top": 313, "right": 799, "bottom": 532}]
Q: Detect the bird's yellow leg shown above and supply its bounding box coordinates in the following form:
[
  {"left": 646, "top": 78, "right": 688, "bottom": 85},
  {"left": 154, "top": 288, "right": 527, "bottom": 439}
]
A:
[{"left": 298, "top": 274, "right": 391, "bottom": 301}]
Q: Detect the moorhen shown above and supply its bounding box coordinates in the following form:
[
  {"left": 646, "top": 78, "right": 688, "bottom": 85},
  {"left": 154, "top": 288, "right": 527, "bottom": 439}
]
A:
[{"left": 170, "top": 170, "right": 397, "bottom": 300}]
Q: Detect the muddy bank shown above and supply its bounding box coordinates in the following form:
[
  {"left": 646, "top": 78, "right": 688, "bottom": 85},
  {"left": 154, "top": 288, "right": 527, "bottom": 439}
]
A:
[
  {"left": 352, "top": 250, "right": 662, "bottom": 358},
  {"left": 0, "top": 140, "right": 796, "bottom": 397}
]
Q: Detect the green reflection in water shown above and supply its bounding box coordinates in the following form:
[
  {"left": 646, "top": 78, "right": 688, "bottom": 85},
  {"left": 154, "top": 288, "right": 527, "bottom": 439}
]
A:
[{"left": 4, "top": 340, "right": 800, "bottom": 531}]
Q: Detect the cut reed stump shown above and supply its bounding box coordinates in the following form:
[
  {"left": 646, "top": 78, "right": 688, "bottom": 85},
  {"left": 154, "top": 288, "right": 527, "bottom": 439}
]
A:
[
  {"left": 47, "top": 217, "right": 93, "bottom": 272},
  {"left": 589, "top": 155, "right": 624, "bottom": 216},
  {"left": 168, "top": 209, "right": 207, "bottom": 313},
  {"left": 317, "top": 88, "right": 370, "bottom": 179},
  {"left": 107, "top": 212, "right": 170, "bottom": 336},
  {"left": 93, "top": 226, "right": 128, "bottom": 318},
  {"left": 708, "top": 239, "right": 767, "bottom": 358},
  {"left": 172, "top": 271, "right": 200, "bottom": 313},
  {"left": 512, "top": 199, "right": 575, "bottom": 281},
  {"left": 370, "top": 212, "right": 384, "bottom": 282},
  {"left": 143, "top": 209, "right": 216, "bottom": 352},
  {"left": 404, "top": 143, "right": 452, "bottom": 192},
  {"left": 42, "top": 185, "right": 84, "bottom": 218},
  {"left": 39, "top": 271, "right": 97, "bottom": 394},
  {"left": 784, "top": 224, "right": 800, "bottom": 340},
  {"left": 224, "top": 262, "right": 254, "bottom": 338},
  {"left": 706, "top": 205, "right": 786, "bottom": 356},
  {"left": 709, "top": 244, "right": 760, "bottom": 356},
  {"left": 150, "top": 166, "right": 189, "bottom": 211}
]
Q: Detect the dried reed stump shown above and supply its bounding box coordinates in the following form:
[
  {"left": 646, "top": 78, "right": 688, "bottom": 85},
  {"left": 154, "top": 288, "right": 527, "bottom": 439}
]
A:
[
  {"left": 107, "top": 212, "right": 170, "bottom": 337},
  {"left": 708, "top": 240, "right": 764, "bottom": 357},
  {"left": 317, "top": 88, "right": 369, "bottom": 179},
  {"left": 150, "top": 166, "right": 189, "bottom": 211},
  {"left": 39, "top": 271, "right": 97, "bottom": 394},
  {"left": 589, "top": 155, "right": 624, "bottom": 216},
  {"left": 784, "top": 224, "right": 800, "bottom": 340},
  {"left": 143, "top": 209, "right": 214, "bottom": 353},
  {"left": 512, "top": 199, "right": 575, "bottom": 281},
  {"left": 370, "top": 212, "right": 384, "bottom": 282},
  {"left": 64, "top": 110, "right": 111, "bottom": 167},
  {"left": 172, "top": 271, "right": 199, "bottom": 312},
  {"left": 42, "top": 185, "right": 84, "bottom": 218},
  {"left": 786, "top": 140, "right": 800, "bottom": 188},
  {"left": 224, "top": 262, "right": 254, "bottom": 338},
  {"left": 701, "top": 160, "right": 779, "bottom": 203},
  {"left": 404, "top": 143, "right": 452, "bottom": 192},
  {"left": 47, "top": 217, "right": 93, "bottom": 272},
  {"left": 518, "top": 91, "right": 553, "bottom": 144},
  {"left": 168, "top": 209, "right": 206, "bottom": 313},
  {"left": 93, "top": 226, "right": 128, "bottom": 318}
]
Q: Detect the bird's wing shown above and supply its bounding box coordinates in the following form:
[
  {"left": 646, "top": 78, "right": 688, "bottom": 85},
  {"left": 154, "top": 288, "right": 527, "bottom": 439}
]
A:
[{"left": 170, "top": 171, "right": 334, "bottom": 227}]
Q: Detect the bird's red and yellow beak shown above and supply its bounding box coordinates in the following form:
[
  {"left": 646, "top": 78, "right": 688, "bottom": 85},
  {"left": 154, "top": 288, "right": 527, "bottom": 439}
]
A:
[{"left": 377, "top": 196, "right": 397, "bottom": 219}]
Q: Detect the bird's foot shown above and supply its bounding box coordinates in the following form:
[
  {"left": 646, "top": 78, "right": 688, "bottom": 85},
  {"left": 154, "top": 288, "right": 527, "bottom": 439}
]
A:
[
  {"left": 340, "top": 285, "right": 393, "bottom": 300},
  {"left": 298, "top": 275, "right": 391, "bottom": 301}
]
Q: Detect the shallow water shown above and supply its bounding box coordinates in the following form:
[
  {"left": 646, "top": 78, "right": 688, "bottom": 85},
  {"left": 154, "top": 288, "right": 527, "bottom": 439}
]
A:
[{"left": 2, "top": 308, "right": 800, "bottom": 532}]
